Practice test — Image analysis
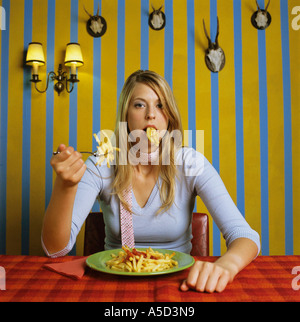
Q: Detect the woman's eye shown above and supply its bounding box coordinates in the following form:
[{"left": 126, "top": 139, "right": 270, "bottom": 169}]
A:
[
  {"left": 157, "top": 103, "right": 163, "bottom": 109},
  {"left": 134, "top": 103, "right": 145, "bottom": 108}
]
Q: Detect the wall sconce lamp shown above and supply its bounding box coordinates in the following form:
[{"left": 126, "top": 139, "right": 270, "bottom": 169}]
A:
[{"left": 26, "top": 42, "right": 84, "bottom": 95}]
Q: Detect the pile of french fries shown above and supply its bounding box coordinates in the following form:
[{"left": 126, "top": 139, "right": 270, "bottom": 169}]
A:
[{"left": 105, "top": 246, "right": 178, "bottom": 273}]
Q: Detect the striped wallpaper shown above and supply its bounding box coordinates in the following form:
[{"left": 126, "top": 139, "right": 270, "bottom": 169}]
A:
[{"left": 0, "top": 0, "right": 299, "bottom": 256}]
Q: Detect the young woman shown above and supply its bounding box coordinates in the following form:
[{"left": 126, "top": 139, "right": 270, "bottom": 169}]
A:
[{"left": 42, "top": 70, "right": 260, "bottom": 293}]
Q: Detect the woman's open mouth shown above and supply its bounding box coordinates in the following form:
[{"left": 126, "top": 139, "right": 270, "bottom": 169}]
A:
[{"left": 145, "top": 127, "right": 159, "bottom": 146}]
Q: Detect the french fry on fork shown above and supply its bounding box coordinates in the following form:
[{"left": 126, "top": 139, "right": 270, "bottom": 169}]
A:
[{"left": 93, "top": 132, "right": 120, "bottom": 168}]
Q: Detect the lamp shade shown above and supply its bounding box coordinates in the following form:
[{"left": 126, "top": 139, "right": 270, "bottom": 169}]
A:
[
  {"left": 26, "top": 42, "right": 45, "bottom": 66},
  {"left": 64, "top": 43, "right": 84, "bottom": 68}
]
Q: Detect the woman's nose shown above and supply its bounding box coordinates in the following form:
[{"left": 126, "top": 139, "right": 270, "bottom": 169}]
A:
[{"left": 146, "top": 105, "right": 156, "bottom": 119}]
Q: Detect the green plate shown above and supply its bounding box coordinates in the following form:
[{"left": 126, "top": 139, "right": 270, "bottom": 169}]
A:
[{"left": 86, "top": 248, "right": 195, "bottom": 276}]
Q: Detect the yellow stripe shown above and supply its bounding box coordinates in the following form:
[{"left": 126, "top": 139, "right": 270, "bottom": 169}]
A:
[
  {"left": 75, "top": 1, "right": 95, "bottom": 256},
  {"left": 6, "top": 0, "right": 25, "bottom": 254},
  {"left": 53, "top": 0, "right": 71, "bottom": 153},
  {"left": 266, "top": 0, "right": 285, "bottom": 255},
  {"left": 173, "top": 1, "right": 188, "bottom": 133},
  {"left": 218, "top": 0, "right": 237, "bottom": 255},
  {"left": 194, "top": 0, "right": 213, "bottom": 254},
  {"left": 100, "top": 0, "right": 118, "bottom": 131},
  {"left": 77, "top": 2, "right": 94, "bottom": 155},
  {"left": 148, "top": 0, "right": 164, "bottom": 76},
  {"left": 29, "top": 0, "right": 48, "bottom": 255},
  {"left": 242, "top": 1, "right": 261, "bottom": 245},
  {"left": 125, "top": 0, "right": 140, "bottom": 78},
  {"left": 51, "top": 0, "right": 71, "bottom": 250},
  {"left": 289, "top": 0, "right": 300, "bottom": 255}
]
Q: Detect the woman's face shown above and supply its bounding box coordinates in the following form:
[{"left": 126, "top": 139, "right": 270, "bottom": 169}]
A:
[{"left": 127, "top": 82, "right": 169, "bottom": 136}]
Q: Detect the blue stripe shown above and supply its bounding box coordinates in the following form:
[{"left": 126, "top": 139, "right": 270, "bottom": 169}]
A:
[
  {"left": 0, "top": 0, "right": 10, "bottom": 255},
  {"left": 92, "top": 0, "right": 101, "bottom": 213},
  {"left": 257, "top": 0, "right": 269, "bottom": 255},
  {"left": 164, "top": 0, "right": 173, "bottom": 88},
  {"left": 140, "top": 0, "right": 149, "bottom": 70},
  {"left": 210, "top": 0, "right": 220, "bottom": 256},
  {"left": 233, "top": 0, "right": 245, "bottom": 216},
  {"left": 21, "top": 0, "right": 33, "bottom": 255},
  {"left": 93, "top": 0, "right": 101, "bottom": 141},
  {"left": 68, "top": 0, "right": 79, "bottom": 256},
  {"left": 280, "top": 0, "right": 293, "bottom": 255},
  {"left": 187, "top": 0, "right": 196, "bottom": 212},
  {"left": 45, "top": 0, "right": 56, "bottom": 209},
  {"left": 211, "top": 73, "right": 220, "bottom": 256},
  {"left": 117, "top": 0, "right": 125, "bottom": 100},
  {"left": 70, "top": 0, "right": 78, "bottom": 42}
]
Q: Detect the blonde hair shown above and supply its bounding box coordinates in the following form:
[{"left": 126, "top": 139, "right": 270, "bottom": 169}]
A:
[{"left": 112, "top": 70, "right": 183, "bottom": 214}]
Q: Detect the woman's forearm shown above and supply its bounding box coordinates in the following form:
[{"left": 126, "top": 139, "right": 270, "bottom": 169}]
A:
[
  {"left": 41, "top": 145, "right": 87, "bottom": 255},
  {"left": 215, "top": 237, "right": 259, "bottom": 280},
  {"left": 41, "top": 178, "right": 78, "bottom": 254}
]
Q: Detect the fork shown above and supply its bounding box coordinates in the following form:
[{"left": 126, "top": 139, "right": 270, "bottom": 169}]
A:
[{"left": 53, "top": 151, "right": 103, "bottom": 157}]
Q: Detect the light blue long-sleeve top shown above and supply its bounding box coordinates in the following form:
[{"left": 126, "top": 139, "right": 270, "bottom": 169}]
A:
[{"left": 42, "top": 147, "right": 260, "bottom": 258}]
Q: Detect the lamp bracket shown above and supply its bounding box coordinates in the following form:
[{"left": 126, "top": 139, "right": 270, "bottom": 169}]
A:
[{"left": 31, "top": 64, "right": 78, "bottom": 95}]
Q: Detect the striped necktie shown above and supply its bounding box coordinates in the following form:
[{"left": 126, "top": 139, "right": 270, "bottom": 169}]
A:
[{"left": 120, "top": 147, "right": 160, "bottom": 248}]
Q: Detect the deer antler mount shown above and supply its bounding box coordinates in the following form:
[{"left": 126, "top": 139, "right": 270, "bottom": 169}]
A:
[
  {"left": 84, "top": 4, "right": 107, "bottom": 37},
  {"left": 203, "top": 17, "right": 225, "bottom": 73},
  {"left": 149, "top": 5, "right": 166, "bottom": 31},
  {"left": 251, "top": 0, "right": 271, "bottom": 30}
]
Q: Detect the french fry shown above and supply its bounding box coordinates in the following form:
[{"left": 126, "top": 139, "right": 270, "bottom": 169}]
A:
[
  {"left": 125, "top": 262, "right": 133, "bottom": 272},
  {"left": 146, "top": 127, "right": 159, "bottom": 146},
  {"left": 136, "top": 255, "right": 144, "bottom": 272},
  {"left": 132, "top": 256, "right": 137, "bottom": 271}
]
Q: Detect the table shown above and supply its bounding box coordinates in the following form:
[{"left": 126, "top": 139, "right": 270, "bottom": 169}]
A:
[{"left": 0, "top": 255, "right": 299, "bottom": 302}]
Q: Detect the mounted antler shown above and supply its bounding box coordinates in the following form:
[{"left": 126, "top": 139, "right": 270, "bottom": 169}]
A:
[
  {"left": 152, "top": 4, "right": 163, "bottom": 14},
  {"left": 252, "top": 0, "right": 271, "bottom": 30},
  {"left": 256, "top": 0, "right": 271, "bottom": 12},
  {"left": 84, "top": 3, "right": 107, "bottom": 37},
  {"left": 203, "top": 17, "right": 225, "bottom": 73},
  {"left": 149, "top": 4, "right": 166, "bottom": 30},
  {"left": 84, "top": 3, "right": 99, "bottom": 19},
  {"left": 203, "top": 17, "right": 220, "bottom": 50}
]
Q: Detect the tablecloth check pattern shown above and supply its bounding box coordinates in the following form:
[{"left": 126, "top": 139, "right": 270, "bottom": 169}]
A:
[{"left": 0, "top": 255, "right": 299, "bottom": 302}]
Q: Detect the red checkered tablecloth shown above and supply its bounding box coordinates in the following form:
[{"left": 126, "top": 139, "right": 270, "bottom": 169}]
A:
[{"left": 0, "top": 255, "right": 299, "bottom": 302}]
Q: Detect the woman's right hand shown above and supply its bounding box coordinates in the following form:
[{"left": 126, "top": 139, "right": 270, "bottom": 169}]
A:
[{"left": 50, "top": 144, "right": 87, "bottom": 187}]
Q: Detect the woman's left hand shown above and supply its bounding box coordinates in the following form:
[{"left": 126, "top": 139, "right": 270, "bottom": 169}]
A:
[{"left": 180, "top": 260, "right": 237, "bottom": 293}]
